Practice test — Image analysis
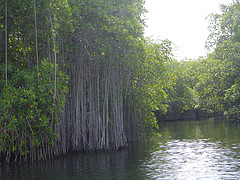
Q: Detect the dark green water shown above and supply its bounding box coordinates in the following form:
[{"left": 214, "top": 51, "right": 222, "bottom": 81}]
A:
[{"left": 1, "top": 118, "right": 240, "bottom": 179}]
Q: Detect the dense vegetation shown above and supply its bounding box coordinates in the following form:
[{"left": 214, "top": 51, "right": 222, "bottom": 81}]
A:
[
  {"left": 0, "top": 0, "right": 239, "bottom": 163},
  {"left": 0, "top": 0, "right": 173, "bottom": 163},
  {"left": 162, "top": 1, "right": 240, "bottom": 122}
]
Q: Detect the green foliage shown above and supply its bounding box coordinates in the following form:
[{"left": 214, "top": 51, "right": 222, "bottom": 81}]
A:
[
  {"left": 182, "top": 2, "right": 240, "bottom": 121},
  {"left": 0, "top": 60, "right": 68, "bottom": 156},
  {"left": 0, "top": 0, "right": 174, "bottom": 158},
  {"left": 194, "top": 57, "right": 226, "bottom": 112},
  {"left": 206, "top": 2, "right": 240, "bottom": 120},
  {"left": 224, "top": 105, "right": 240, "bottom": 122},
  {"left": 132, "top": 39, "right": 173, "bottom": 131},
  {"left": 160, "top": 2, "right": 240, "bottom": 120},
  {"left": 163, "top": 59, "right": 199, "bottom": 116}
]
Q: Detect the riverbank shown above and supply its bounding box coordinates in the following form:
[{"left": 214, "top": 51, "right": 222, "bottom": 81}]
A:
[
  {"left": 1, "top": 118, "right": 240, "bottom": 179},
  {"left": 154, "top": 108, "right": 224, "bottom": 121}
]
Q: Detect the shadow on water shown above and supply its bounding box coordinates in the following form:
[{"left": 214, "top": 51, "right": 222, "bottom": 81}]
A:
[
  {"left": 1, "top": 118, "right": 240, "bottom": 179},
  {"left": 0, "top": 143, "right": 151, "bottom": 180}
]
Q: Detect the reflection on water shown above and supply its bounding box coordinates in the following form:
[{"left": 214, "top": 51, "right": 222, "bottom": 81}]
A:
[
  {"left": 143, "top": 140, "right": 240, "bottom": 179},
  {"left": 1, "top": 118, "right": 240, "bottom": 179},
  {"left": 141, "top": 118, "right": 240, "bottom": 179},
  {"left": 0, "top": 146, "right": 145, "bottom": 180}
]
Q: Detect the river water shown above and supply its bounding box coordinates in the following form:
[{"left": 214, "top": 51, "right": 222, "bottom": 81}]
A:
[{"left": 1, "top": 118, "right": 240, "bottom": 179}]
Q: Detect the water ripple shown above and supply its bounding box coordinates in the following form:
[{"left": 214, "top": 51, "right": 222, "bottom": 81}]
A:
[{"left": 142, "top": 139, "right": 240, "bottom": 179}]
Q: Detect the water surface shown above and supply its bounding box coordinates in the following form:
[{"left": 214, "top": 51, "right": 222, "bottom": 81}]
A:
[{"left": 1, "top": 118, "right": 240, "bottom": 179}]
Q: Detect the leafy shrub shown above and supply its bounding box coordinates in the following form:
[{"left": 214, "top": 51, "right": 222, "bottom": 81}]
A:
[
  {"left": 225, "top": 105, "right": 240, "bottom": 122},
  {"left": 0, "top": 60, "right": 68, "bottom": 161}
]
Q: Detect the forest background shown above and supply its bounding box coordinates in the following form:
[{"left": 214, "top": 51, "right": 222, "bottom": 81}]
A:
[{"left": 0, "top": 0, "right": 239, "bottom": 163}]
